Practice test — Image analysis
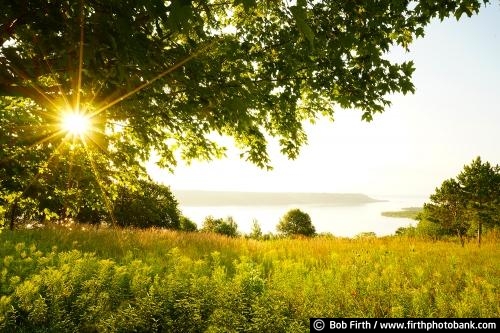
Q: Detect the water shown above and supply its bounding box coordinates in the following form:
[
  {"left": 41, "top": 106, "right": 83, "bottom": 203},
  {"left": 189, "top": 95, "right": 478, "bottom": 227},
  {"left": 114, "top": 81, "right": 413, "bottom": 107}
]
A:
[{"left": 179, "top": 195, "right": 427, "bottom": 237}]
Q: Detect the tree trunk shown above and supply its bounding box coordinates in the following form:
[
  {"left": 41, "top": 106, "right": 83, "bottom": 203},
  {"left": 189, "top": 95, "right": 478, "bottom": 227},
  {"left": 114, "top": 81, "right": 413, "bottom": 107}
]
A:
[
  {"left": 9, "top": 199, "right": 19, "bottom": 230},
  {"left": 457, "top": 230, "right": 465, "bottom": 247},
  {"left": 477, "top": 221, "right": 482, "bottom": 247}
]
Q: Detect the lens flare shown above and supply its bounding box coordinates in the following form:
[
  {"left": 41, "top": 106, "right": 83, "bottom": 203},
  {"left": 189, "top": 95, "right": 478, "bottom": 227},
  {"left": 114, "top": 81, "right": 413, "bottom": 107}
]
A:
[{"left": 61, "top": 111, "right": 90, "bottom": 136}]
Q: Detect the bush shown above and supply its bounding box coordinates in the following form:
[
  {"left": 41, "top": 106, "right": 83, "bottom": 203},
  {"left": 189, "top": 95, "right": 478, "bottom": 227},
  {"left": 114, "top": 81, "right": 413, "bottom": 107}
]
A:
[
  {"left": 202, "top": 216, "right": 239, "bottom": 237},
  {"left": 179, "top": 216, "right": 198, "bottom": 232},
  {"left": 395, "top": 226, "right": 416, "bottom": 237},
  {"left": 277, "top": 209, "right": 315, "bottom": 237},
  {"left": 415, "top": 219, "right": 446, "bottom": 240},
  {"left": 356, "top": 232, "right": 377, "bottom": 239},
  {"left": 112, "top": 180, "right": 180, "bottom": 229},
  {"left": 248, "top": 219, "right": 263, "bottom": 240}
]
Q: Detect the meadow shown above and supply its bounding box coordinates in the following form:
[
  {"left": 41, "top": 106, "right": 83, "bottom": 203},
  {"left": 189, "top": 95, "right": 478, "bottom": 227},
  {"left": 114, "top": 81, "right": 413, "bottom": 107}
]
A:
[{"left": 0, "top": 226, "right": 499, "bottom": 332}]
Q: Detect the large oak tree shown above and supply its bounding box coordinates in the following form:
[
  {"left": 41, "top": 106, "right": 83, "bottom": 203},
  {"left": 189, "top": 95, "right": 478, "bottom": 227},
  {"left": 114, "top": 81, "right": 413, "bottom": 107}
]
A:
[{"left": 0, "top": 0, "right": 490, "bottom": 225}]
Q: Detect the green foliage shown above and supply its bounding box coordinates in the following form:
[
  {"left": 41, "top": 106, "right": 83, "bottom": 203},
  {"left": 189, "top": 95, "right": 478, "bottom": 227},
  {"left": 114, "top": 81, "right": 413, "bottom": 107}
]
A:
[
  {"left": 457, "top": 157, "right": 500, "bottom": 239},
  {"left": 356, "top": 231, "right": 377, "bottom": 239},
  {"left": 202, "top": 216, "right": 239, "bottom": 237},
  {"left": 424, "top": 178, "right": 470, "bottom": 241},
  {"left": 0, "top": 0, "right": 490, "bottom": 170},
  {"left": 0, "top": 205, "right": 4, "bottom": 229},
  {"left": 112, "top": 180, "right": 181, "bottom": 229},
  {"left": 415, "top": 219, "right": 447, "bottom": 240},
  {"left": 395, "top": 225, "right": 417, "bottom": 237},
  {"left": 0, "top": 1, "right": 491, "bottom": 226},
  {"left": 0, "top": 99, "right": 179, "bottom": 229},
  {"left": 179, "top": 215, "right": 198, "bottom": 232},
  {"left": 0, "top": 95, "right": 142, "bottom": 228},
  {"left": 277, "top": 208, "right": 315, "bottom": 237},
  {"left": 248, "top": 219, "right": 263, "bottom": 240},
  {"left": 423, "top": 157, "right": 500, "bottom": 245},
  {"left": 0, "top": 228, "right": 498, "bottom": 332}
]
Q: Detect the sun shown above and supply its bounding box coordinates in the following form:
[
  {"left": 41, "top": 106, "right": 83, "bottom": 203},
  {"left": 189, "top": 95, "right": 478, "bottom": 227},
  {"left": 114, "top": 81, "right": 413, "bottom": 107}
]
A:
[{"left": 61, "top": 110, "right": 91, "bottom": 136}]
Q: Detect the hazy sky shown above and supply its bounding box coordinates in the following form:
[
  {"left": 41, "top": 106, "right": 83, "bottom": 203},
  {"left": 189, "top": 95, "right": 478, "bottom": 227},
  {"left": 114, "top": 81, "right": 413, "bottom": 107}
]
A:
[{"left": 148, "top": 4, "right": 500, "bottom": 197}]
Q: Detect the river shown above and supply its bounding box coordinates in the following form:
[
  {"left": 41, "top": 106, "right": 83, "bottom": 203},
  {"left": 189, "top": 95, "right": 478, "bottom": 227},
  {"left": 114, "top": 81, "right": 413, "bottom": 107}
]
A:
[{"left": 178, "top": 194, "right": 427, "bottom": 237}]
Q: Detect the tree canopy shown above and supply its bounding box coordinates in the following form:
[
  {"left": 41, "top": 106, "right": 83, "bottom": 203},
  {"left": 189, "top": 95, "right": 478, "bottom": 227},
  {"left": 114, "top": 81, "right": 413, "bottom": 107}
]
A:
[
  {"left": 1, "top": 0, "right": 490, "bottom": 166},
  {"left": 277, "top": 208, "right": 315, "bottom": 237},
  {"left": 201, "top": 216, "right": 239, "bottom": 237},
  {"left": 0, "top": 0, "right": 490, "bottom": 226},
  {"left": 422, "top": 157, "right": 500, "bottom": 245}
]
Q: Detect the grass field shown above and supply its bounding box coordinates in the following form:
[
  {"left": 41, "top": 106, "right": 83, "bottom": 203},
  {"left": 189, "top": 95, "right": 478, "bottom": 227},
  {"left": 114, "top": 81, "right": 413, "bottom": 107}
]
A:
[{"left": 1, "top": 225, "right": 499, "bottom": 332}]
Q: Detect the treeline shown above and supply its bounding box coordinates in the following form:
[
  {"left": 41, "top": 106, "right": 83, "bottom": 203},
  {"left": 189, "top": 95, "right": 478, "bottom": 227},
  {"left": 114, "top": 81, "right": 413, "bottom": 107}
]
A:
[
  {"left": 0, "top": 163, "right": 187, "bottom": 232},
  {"left": 0, "top": 146, "right": 317, "bottom": 238},
  {"left": 199, "top": 208, "right": 316, "bottom": 239},
  {"left": 3, "top": 153, "right": 498, "bottom": 245},
  {"left": 396, "top": 157, "right": 500, "bottom": 245}
]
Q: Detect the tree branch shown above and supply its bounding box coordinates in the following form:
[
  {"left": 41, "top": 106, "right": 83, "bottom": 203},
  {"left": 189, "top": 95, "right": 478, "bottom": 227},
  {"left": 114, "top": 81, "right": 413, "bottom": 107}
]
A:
[{"left": 0, "top": 83, "right": 59, "bottom": 110}]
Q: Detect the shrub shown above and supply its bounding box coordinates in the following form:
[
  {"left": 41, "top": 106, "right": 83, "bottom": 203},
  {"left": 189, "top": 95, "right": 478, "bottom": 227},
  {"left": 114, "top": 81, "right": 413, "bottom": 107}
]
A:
[
  {"left": 248, "top": 219, "right": 263, "bottom": 239},
  {"left": 112, "top": 180, "right": 180, "bottom": 229},
  {"left": 356, "top": 231, "right": 377, "bottom": 239},
  {"left": 415, "top": 219, "right": 446, "bottom": 240},
  {"left": 395, "top": 226, "right": 416, "bottom": 237},
  {"left": 202, "top": 216, "right": 239, "bottom": 237},
  {"left": 179, "top": 216, "right": 198, "bottom": 232},
  {"left": 277, "top": 209, "right": 315, "bottom": 237}
]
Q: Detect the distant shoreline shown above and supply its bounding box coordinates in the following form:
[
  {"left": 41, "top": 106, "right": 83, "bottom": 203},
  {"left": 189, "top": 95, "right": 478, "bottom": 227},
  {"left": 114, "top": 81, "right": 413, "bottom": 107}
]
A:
[
  {"left": 173, "top": 190, "right": 383, "bottom": 207},
  {"left": 381, "top": 207, "right": 423, "bottom": 219}
]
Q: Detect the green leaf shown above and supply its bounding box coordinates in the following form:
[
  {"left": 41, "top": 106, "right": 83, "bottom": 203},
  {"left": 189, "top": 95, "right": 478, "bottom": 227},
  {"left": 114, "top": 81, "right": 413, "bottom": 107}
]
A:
[
  {"left": 290, "top": 6, "right": 315, "bottom": 48},
  {"left": 235, "top": 0, "right": 257, "bottom": 11},
  {"left": 361, "top": 112, "right": 373, "bottom": 122}
]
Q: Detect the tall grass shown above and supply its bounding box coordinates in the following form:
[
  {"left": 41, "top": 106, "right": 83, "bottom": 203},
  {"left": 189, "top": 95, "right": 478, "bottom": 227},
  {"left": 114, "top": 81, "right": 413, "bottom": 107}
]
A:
[{"left": 1, "top": 226, "right": 499, "bottom": 332}]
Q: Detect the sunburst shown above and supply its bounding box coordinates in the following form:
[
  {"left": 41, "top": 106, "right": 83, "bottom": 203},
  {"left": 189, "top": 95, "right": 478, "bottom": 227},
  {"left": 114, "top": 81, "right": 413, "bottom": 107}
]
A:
[
  {"left": 3, "top": 2, "right": 211, "bottom": 228},
  {"left": 61, "top": 110, "right": 91, "bottom": 137}
]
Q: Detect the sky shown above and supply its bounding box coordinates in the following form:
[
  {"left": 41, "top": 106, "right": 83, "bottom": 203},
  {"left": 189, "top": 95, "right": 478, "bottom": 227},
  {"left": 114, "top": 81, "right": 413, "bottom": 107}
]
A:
[{"left": 148, "top": 4, "right": 500, "bottom": 198}]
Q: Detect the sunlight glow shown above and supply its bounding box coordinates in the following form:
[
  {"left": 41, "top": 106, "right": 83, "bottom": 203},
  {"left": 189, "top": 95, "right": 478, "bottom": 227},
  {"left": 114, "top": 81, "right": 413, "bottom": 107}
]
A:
[{"left": 61, "top": 111, "right": 90, "bottom": 136}]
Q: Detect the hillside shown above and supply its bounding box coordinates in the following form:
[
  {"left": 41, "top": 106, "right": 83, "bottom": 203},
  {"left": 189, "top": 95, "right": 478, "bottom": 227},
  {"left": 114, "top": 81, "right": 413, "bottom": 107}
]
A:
[{"left": 173, "top": 190, "right": 381, "bottom": 206}]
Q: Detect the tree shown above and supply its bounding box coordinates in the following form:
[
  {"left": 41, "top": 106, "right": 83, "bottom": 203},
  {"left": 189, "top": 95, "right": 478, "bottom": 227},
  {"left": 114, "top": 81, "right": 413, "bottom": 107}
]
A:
[
  {"left": 113, "top": 180, "right": 181, "bottom": 229},
  {"left": 179, "top": 216, "right": 198, "bottom": 232},
  {"left": 277, "top": 208, "right": 315, "bottom": 237},
  {"left": 395, "top": 225, "right": 416, "bottom": 237},
  {"left": 423, "top": 178, "right": 469, "bottom": 245},
  {"left": 248, "top": 219, "right": 263, "bottom": 240},
  {"left": 423, "top": 157, "right": 500, "bottom": 245},
  {"left": 0, "top": 95, "right": 146, "bottom": 229},
  {"left": 457, "top": 157, "right": 500, "bottom": 245},
  {"left": 0, "top": 96, "right": 115, "bottom": 228},
  {"left": 0, "top": 0, "right": 490, "bottom": 167},
  {"left": 201, "top": 216, "right": 239, "bottom": 237},
  {"left": 0, "top": 1, "right": 489, "bottom": 225},
  {"left": 414, "top": 215, "right": 447, "bottom": 241}
]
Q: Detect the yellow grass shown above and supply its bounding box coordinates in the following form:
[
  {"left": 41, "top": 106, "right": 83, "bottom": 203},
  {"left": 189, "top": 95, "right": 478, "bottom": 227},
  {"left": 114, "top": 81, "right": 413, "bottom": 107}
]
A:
[{"left": 1, "top": 226, "right": 499, "bottom": 331}]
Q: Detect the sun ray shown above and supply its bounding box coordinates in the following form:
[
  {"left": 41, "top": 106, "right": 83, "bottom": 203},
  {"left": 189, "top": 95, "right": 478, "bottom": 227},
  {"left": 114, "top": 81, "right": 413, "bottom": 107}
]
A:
[
  {"left": 3, "top": 7, "right": 217, "bottom": 229},
  {"left": 61, "top": 111, "right": 90, "bottom": 136},
  {"left": 40, "top": 64, "right": 71, "bottom": 118},
  {"left": 7, "top": 64, "right": 61, "bottom": 111},
  {"left": 0, "top": 124, "right": 62, "bottom": 169},
  {"left": 9, "top": 138, "right": 72, "bottom": 204},
  {"left": 90, "top": 41, "right": 214, "bottom": 118},
  {"left": 81, "top": 139, "right": 117, "bottom": 226},
  {"left": 76, "top": 0, "right": 85, "bottom": 112},
  {"left": 83, "top": 132, "right": 110, "bottom": 155},
  {"left": 34, "top": 28, "right": 72, "bottom": 114},
  {"left": 20, "top": 130, "right": 67, "bottom": 152}
]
